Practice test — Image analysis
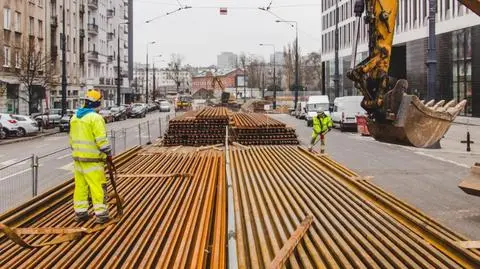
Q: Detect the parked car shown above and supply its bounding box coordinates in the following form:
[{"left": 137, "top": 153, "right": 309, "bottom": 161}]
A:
[
  {"left": 123, "top": 104, "right": 133, "bottom": 117},
  {"left": 147, "top": 103, "right": 158, "bottom": 112},
  {"left": 58, "top": 110, "right": 76, "bottom": 132},
  {"left": 0, "top": 113, "right": 19, "bottom": 137},
  {"left": 158, "top": 101, "right": 171, "bottom": 112},
  {"left": 0, "top": 123, "right": 6, "bottom": 139},
  {"left": 110, "top": 106, "right": 128, "bottom": 121},
  {"left": 129, "top": 103, "right": 147, "bottom": 118},
  {"left": 331, "top": 96, "right": 366, "bottom": 131},
  {"left": 33, "top": 109, "right": 63, "bottom": 128},
  {"left": 99, "top": 109, "right": 114, "bottom": 123},
  {"left": 10, "top": 115, "right": 39, "bottom": 137}
]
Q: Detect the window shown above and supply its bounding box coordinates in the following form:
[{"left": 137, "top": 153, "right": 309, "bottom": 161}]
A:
[
  {"left": 73, "top": 37, "right": 76, "bottom": 53},
  {"left": 4, "top": 46, "right": 10, "bottom": 67},
  {"left": 29, "top": 17, "right": 34, "bottom": 35},
  {"left": 38, "top": 20, "right": 43, "bottom": 37},
  {"left": 3, "top": 8, "right": 11, "bottom": 30},
  {"left": 14, "top": 12, "right": 21, "bottom": 32},
  {"left": 15, "top": 50, "right": 20, "bottom": 68}
]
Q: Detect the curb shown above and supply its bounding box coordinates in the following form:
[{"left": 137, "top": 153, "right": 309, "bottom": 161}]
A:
[{"left": 0, "top": 130, "right": 61, "bottom": 146}]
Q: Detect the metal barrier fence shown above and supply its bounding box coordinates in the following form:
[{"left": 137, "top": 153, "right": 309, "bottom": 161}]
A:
[{"left": 0, "top": 115, "right": 170, "bottom": 214}]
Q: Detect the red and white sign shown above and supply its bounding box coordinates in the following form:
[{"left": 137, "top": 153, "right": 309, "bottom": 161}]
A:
[{"left": 219, "top": 8, "right": 228, "bottom": 15}]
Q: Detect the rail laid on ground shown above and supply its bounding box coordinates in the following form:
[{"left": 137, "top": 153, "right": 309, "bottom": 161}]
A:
[
  {"left": 230, "top": 146, "right": 480, "bottom": 268},
  {"left": 0, "top": 147, "right": 226, "bottom": 268}
]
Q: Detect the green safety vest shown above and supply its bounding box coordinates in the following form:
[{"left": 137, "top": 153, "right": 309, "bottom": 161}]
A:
[{"left": 69, "top": 112, "right": 111, "bottom": 162}]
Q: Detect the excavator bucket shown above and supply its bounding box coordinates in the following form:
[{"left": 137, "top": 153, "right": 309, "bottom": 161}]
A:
[
  {"left": 367, "top": 95, "right": 466, "bottom": 148},
  {"left": 459, "top": 163, "right": 480, "bottom": 197}
]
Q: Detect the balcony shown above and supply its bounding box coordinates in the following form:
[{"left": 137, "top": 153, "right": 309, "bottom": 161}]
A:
[
  {"left": 88, "top": 0, "right": 98, "bottom": 10},
  {"left": 107, "top": 9, "right": 114, "bottom": 18},
  {"left": 107, "top": 32, "right": 114, "bottom": 41},
  {"left": 79, "top": 4, "right": 85, "bottom": 14},
  {"left": 88, "top": 51, "right": 99, "bottom": 61},
  {"left": 79, "top": 29, "right": 85, "bottom": 38},
  {"left": 87, "top": 23, "right": 98, "bottom": 35},
  {"left": 51, "top": 16, "right": 58, "bottom": 28}
]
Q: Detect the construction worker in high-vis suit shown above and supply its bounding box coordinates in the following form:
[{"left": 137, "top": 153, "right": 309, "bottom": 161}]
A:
[
  {"left": 69, "top": 89, "right": 111, "bottom": 223},
  {"left": 309, "top": 109, "right": 333, "bottom": 154}
]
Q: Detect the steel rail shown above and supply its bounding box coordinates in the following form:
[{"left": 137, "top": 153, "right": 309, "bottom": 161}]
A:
[{"left": 230, "top": 145, "right": 480, "bottom": 268}]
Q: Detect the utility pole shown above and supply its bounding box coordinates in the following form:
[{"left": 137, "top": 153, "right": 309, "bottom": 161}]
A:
[
  {"left": 294, "top": 23, "right": 299, "bottom": 110},
  {"left": 61, "top": 0, "right": 67, "bottom": 116},
  {"left": 273, "top": 52, "right": 277, "bottom": 109},
  {"left": 334, "top": 1, "right": 340, "bottom": 98},
  {"left": 152, "top": 63, "right": 156, "bottom": 102},
  {"left": 426, "top": 0, "right": 437, "bottom": 101},
  {"left": 242, "top": 60, "right": 246, "bottom": 102}
]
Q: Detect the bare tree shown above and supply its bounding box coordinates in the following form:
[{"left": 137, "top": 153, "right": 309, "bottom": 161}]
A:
[
  {"left": 167, "top": 53, "right": 184, "bottom": 93},
  {"left": 12, "top": 44, "right": 55, "bottom": 114},
  {"left": 303, "top": 52, "right": 322, "bottom": 91},
  {"left": 283, "top": 44, "right": 294, "bottom": 91}
]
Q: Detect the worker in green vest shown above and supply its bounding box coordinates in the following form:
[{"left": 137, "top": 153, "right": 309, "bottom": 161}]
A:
[
  {"left": 309, "top": 109, "right": 333, "bottom": 154},
  {"left": 69, "top": 89, "right": 111, "bottom": 224}
]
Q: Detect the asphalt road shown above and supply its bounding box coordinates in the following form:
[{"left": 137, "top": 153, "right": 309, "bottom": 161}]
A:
[
  {"left": 0, "top": 110, "right": 175, "bottom": 213},
  {"left": 271, "top": 114, "right": 480, "bottom": 239}
]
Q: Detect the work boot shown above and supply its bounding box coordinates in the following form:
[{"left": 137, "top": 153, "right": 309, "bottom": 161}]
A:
[
  {"left": 95, "top": 212, "right": 110, "bottom": 224},
  {"left": 75, "top": 212, "right": 89, "bottom": 223}
]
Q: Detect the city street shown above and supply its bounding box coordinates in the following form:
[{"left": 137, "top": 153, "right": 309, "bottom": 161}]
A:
[
  {"left": 271, "top": 114, "right": 480, "bottom": 239},
  {"left": 0, "top": 110, "right": 175, "bottom": 213}
]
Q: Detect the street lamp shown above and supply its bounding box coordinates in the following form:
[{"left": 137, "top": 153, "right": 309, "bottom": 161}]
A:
[
  {"left": 276, "top": 19, "right": 299, "bottom": 110},
  {"left": 117, "top": 22, "right": 129, "bottom": 106},
  {"left": 259, "top": 43, "right": 276, "bottom": 109},
  {"left": 61, "top": 0, "right": 67, "bottom": 116},
  {"left": 152, "top": 54, "right": 162, "bottom": 102},
  {"left": 145, "top": 41, "right": 156, "bottom": 104}
]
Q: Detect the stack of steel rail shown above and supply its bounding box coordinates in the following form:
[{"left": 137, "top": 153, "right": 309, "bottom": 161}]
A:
[
  {"left": 229, "top": 146, "right": 480, "bottom": 268},
  {"left": 231, "top": 113, "right": 298, "bottom": 145},
  {"left": 163, "top": 107, "right": 229, "bottom": 146},
  {"left": 0, "top": 148, "right": 226, "bottom": 268}
]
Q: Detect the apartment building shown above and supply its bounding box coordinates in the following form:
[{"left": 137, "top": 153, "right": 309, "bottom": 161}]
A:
[
  {"left": 86, "top": 0, "right": 129, "bottom": 107},
  {"left": 47, "top": 0, "right": 87, "bottom": 111},
  {"left": 133, "top": 64, "right": 192, "bottom": 101},
  {"left": 322, "top": 0, "right": 480, "bottom": 116},
  {"left": 217, "top": 52, "right": 237, "bottom": 69},
  {"left": 0, "top": 0, "right": 46, "bottom": 114}
]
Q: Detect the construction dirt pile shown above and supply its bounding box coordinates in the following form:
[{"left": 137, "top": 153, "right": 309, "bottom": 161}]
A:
[
  {"left": 163, "top": 107, "right": 230, "bottom": 146},
  {"left": 231, "top": 113, "right": 299, "bottom": 145}
]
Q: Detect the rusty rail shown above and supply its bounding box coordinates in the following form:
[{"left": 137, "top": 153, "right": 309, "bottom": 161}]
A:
[
  {"left": 230, "top": 146, "right": 480, "bottom": 268},
  {"left": 0, "top": 148, "right": 226, "bottom": 268},
  {"left": 231, "top": 113, "right": 299, "bottom": 145},
  {"left": 164, "top": 107, "right": 229, "bottom": 146}
]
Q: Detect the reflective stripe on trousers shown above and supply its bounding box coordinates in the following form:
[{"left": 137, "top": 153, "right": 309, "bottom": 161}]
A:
[{"left": 73, "top": 161, "right": 108, "bottom": 216}]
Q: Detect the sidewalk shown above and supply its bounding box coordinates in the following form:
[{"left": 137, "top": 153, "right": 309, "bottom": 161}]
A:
[
  {"left": 454, "top": 116, "right": 480, "bottom": 126},
  {"left": 0, "top": 128, "right": 60, "bottom": 146}
]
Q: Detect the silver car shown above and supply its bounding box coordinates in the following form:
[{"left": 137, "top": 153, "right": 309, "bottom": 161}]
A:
[{"left": 159, "top": 101, "right": 171, "bottom": 112}]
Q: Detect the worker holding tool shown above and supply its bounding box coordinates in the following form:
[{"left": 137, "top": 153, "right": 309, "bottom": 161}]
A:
[
  {"left": 309, "top": 109, "right": 333, "bottom": 154},
  {"left": 69, "top": 89, "right": 112, "bottom": 224}
]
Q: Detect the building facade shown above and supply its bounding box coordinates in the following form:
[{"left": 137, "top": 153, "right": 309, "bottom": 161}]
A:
[
  {"left": 322, "top": 0, "right": 480, "bottom": 116},
  {"left": 191, "top": 68, "right": 244, "bottom": 94},
  {"left": 0, "top": 0, "right": 46, "bottom": 114},
  {"left": 47, "top": 0, "right": 87, "bottom": 111},
  {"left": 132, "top": 63, "right": 192, "bottom": 101},
  {"left": 86, "top": 0, "right": 129, "bottom": 107},
  {"left": 217, "top": 52, "right": 237, "bottom": 69}
]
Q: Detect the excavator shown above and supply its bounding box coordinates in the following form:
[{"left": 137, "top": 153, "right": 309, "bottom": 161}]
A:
[
  {"left": 211, "top": 76, "right": 238, "bottom": 107},
  {"left": 347, "top": 0, "right": 479, "bottom": 148},
  {"left": 347, "top": 0, "right": 480, "bottom": 196}
]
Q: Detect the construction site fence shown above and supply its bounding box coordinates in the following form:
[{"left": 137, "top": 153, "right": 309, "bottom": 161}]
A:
[{"left": 0, "top": 115, "right": 170, "bottom": 214}]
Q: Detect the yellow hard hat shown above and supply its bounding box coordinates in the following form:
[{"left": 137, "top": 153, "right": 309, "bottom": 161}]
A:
[{"left": 86, "top": 89, "right": 102, "bottom": 102}]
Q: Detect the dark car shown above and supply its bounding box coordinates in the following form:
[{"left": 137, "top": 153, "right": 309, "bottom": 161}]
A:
[
  {"left": 110, "top": 106, "right": 128, "bottom": 121},
  {"left": 128, "top": 103, "right": 147, "bottom": 118},
  {"left": 58, "top": 110, "right": 76, "bottom": 132}
]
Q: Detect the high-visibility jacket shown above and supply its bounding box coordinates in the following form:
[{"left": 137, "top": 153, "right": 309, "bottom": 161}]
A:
[
  {"left": 69, "top": 112, "right": 111, "bottom": 162},
  {"left": 313, "top": 115, "right": 333, "bottom": 135}
]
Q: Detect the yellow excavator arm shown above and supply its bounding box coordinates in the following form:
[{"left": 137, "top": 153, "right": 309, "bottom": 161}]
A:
[{"left": 347, "top": 0, "right": 476, "bottom": 147}]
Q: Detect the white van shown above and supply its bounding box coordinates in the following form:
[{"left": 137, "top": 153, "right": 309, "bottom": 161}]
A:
[
  {"left": 294, "top": 101, "right": 307, "bottom": 119},
  {"left": 305, "top": 95, "right": 330, "bottom": 127},
  {"left": 331, "top": 96, "right": 366, "bottom": 131}
]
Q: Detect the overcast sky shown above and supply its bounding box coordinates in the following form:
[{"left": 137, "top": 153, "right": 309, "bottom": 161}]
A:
[{"left": 133, "top": 0, "right": 322, "bottom": 67}]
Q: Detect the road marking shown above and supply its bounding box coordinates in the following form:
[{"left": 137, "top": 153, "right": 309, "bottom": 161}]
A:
[
  {"left": 0, "top": 164, "right": 43, "bottom": 182},
  {"left": 57, "top": 153, "right": 71, "bottom": 160},
  {"left": 58, "top": 162, "right": 74, "bottom": 171},
  {"left": 0, "top": 159, "right": 17, "bottom": 166},
  {"left": 414, "top": 151, "right": 470, "bottom": 168}
]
